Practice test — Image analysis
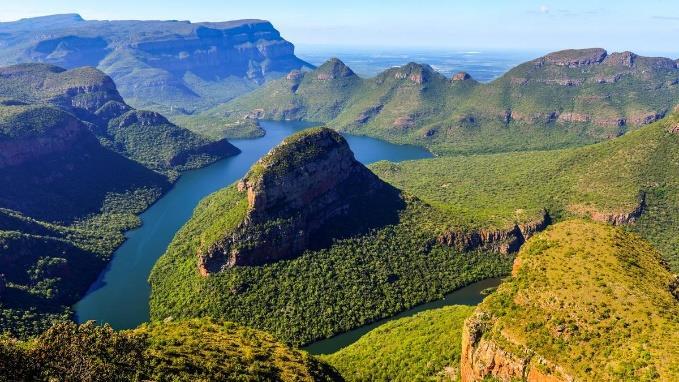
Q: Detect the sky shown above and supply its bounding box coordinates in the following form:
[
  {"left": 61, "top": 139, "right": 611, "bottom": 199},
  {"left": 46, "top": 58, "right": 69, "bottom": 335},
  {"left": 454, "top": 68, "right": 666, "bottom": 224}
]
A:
[{"left": 1, "top": 0, "right": 678, "bottom": 56}]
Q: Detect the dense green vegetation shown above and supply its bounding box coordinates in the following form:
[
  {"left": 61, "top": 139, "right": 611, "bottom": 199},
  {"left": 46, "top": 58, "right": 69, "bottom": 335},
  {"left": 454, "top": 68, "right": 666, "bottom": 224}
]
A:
[
  {"left": 322, "top": 305, "right": 474, "bottom": 381},
  {"left": 150, "top": 127, "right": 510, "bottom": 346},
  {"left": 0, "top": 63, "right": 239, "bottom": 338},
  {"left": 0, "top": 63, "right": 240, "bottom": 174},
  {"left": 152, "top": 108, "right": 678, "bottom": 356},
  {"left": 150, "top": 184, "right": 511, "bottom": 346},
  {"left": 470, "top": 220, "right": 679, "bottom": 381},
  {"left": 196, "top": 49, "right": 679, "bottom": 154},
  {"left": 0, "top": 318, "right": 341, "bottom": 381},
  {"left": 372, "top": 113, "right": 679, "bottom": 270},
  {"left": 175, "top": 116, "right": 265, "bottom": 140},
  {"left": 139, "top": 319, "right": 341, "bottom": 382},
  {"left": 0, "top": 187, "right": 162, "bottom": 338}
]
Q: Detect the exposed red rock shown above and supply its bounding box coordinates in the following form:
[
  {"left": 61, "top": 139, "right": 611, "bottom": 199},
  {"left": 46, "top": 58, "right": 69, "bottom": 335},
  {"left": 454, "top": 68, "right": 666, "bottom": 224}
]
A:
[
  {"left": 628, "top": 111, "right": 666, "bottom": 125},
  {"left": 286, "top": 69, "right": 304, "bottom": 81},
  {"left": 437, "top": 211, "right": 550, "bottom": 255},
  {"left": 393, "top": 115, "right": 415, "bottom": 129},
  {"left": 198, "top": 128, "right": 395, "bottom": 274},
  {"left": 603, "top": 51, "right": 637, "bottom": 68},
  {"left": 557, "top": 112, "right": 589, "bottom": 123},
  {"left": 669, "top": 123, "right": 679, "bottom": 135},
  {"left": 460, "top": 313, "right": 575, "bottom": 382},
  {"left": 452, "top": 71, "right": 472, "bottom": 81}
]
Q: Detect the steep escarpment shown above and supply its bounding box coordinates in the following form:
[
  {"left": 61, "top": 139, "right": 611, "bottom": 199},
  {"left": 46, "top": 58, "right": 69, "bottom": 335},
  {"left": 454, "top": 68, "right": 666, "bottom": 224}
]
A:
[
  {"left": 201, "top": 48, "right": 679, "bottom": 153},
  {"left": 372, "top": 112, "right": 679, "bottom": 271},
  {"left": 0, "top": 104, "right": 169, "bottom": 221},
  {"left": 0, "top": 63, "right": 239, "bottom": 171},
  {"left": 460, "top": 220, "right": 679, "bottom": 381},
  {"left": 198, "top": 127, "right": 399, "bottom": 273},
  {"left": 0, "top": 14, "right": 313, "bottom": 115},
  {"left": 437, "top": 211, "right": 550, "bottom": 255},
  {"left": 0, "top": 62, "right": 239, "bottom": 337}
]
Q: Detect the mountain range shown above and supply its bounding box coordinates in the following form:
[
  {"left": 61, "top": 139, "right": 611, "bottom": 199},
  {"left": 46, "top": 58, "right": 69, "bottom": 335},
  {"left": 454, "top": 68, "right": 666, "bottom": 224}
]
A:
[
  {"left": 0, "top": 13, "right": 678, "bottom": 382},
  {"left": 0, "top": 14, "right": 313, "bottom": 116},
  {"left": 193, "top": 48, "right": 679, "bottom": 155}
]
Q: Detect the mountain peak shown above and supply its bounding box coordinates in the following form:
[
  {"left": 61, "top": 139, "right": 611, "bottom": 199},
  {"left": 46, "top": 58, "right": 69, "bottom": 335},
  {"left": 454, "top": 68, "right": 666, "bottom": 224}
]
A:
[
  {"left": 540, "top": 48, "right": 608, "bottom": 67},
  {"left": 197, "top": 127, "right": 393, "bottom": 273},
  {"left": 387, "top": 62, "right": 441, "bottom": 84},
  {"left": 315, "top": 58, "right": 355, "bottom": 80}
]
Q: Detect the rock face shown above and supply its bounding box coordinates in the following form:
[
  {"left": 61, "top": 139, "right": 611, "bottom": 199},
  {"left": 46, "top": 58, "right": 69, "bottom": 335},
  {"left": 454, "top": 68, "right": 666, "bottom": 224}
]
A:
[
  {"left": 0, "top": 14, "right": 313, "bottom": 112},
  {"left": 571, "top": 193, "right": 646, "bottom": 225},
  {"left": 541, "top": 48, "right": 607, "bottom": 67},
  {"left": 198, "top": 128, "right": 398, "bottom": 273},
  {"left": 460, "top": 312, "right": 575, "bottom": 382},
  {"left": 459, "top": 220, "right": 679, "bottom": 381},
  {"left": 0, "top": 108, "right": 90, "bottom": 169},
  {"left": 0, "top": 63, "right": 239, "bottom": 170},
  {"left": 437, "top": 211, "right": 550, "bottom": 255},
  {"left": 452, "top": 71, "right": 472, "bottom": 81}
]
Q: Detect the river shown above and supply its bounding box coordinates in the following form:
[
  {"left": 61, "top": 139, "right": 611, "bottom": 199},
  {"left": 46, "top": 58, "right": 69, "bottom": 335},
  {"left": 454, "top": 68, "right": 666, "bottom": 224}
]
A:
[
  {"left": 304, "top": 277, "right": 501, "bottom": 354},
  {"left": 74, "top": 120, "right": 432, "bottom": 329}
]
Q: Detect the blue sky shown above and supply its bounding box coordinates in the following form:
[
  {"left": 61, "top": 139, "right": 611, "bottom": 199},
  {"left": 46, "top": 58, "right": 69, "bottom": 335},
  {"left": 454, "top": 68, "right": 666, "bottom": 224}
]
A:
[{"left": 1, "top": 0, "right": 678, "bottom": 55}]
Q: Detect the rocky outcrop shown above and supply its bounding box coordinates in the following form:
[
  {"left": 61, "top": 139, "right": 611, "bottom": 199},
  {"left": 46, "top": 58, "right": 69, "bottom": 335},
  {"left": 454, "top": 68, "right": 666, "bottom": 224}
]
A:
[
  {"left": 669, "top": 123, "right": 679, "bottom": 135},
  {"left": 628, "top": 110, "right": 666, "bottom": 126},
  {"left": 540, "top": 48, "right": 607, "bottom": 67},
  {"left": 393, "top": 115, "right": 416, "bottom": 129},
  {"left": 388, "top": 63, "right": 444, "bottom": 85},
  {"left": 603, "top": 51, "right": 637, "bottom": 68},
  {"left": 355, "top": 104, "right": 383, "bottom": 124},
  {"left": 588, "top": 194, "right": 646, "bottom": 225},
  {"left": 557, "top": 112, "right": 589, "bottom": 123},
  {"left": 197, "top": 128, "right": 399, "bottom": 273},
  {"left": 460, "top": 318, "right": 575, "bottom": 382},
  {"left": 437, "top": 211, "right": 550, "bottom": 255},
  {"left": 115, "top": 110, "right": 171, "bottom": 128},
  {"left": 452, "top": 71, "right": 472, "bottom": 81},
  {"left": 0, "top": 109, "right": 89, "bottom": 169}
]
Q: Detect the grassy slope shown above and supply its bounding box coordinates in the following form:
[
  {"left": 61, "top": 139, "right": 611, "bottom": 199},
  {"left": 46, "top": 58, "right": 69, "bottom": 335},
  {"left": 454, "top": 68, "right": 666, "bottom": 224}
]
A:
[
  {"left": 473, "top": 220, "right": 679, "bottom": 381},
  {"left": 0, "top": 318, "right": 341, "bottom": 381},
  {"left": 322, "top": 305, "right": 474, "bottom": 382},
  {"left": 372, "top": 113, "right": 679, "bottom": 270},
  {"left": 137, "top": 319, "right": 341, "bottom": 382},
  {"left": 194, "top": 52, "right": 679, "bottom": 155}
]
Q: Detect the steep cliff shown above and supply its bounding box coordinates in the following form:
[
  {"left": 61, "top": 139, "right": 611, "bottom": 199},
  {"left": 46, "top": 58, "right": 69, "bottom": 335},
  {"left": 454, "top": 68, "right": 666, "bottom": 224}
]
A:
[
  {"left": 197, "top": 127, "right": 398, "bottom": 272},
  {"left": 0, "top": 14, "right": 313, "bottom": 115},
  {"left": 0, "top": 63, "right": 240, "bottom": 171},
  {"left": 0, "top": 62, "right": 239, "bottom": 337},
  {"left": 460, "top": 220, "right": 679, "bottom": 381}
]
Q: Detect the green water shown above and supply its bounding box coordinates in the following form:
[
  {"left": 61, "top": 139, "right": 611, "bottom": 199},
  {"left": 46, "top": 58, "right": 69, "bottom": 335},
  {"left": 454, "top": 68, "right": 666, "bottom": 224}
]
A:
[
  {"left": 304, "top": 277, "right": 501, "bottom": 355},
  {"left": 74, "top": 121, "right": 432, "bottom": 329}
]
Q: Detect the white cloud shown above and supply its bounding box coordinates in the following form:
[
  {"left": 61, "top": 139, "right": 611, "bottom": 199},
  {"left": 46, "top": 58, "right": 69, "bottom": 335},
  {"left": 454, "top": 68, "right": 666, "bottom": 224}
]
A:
[{"left": 539, "top": 5, "right": 550, "bottom": 14}]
